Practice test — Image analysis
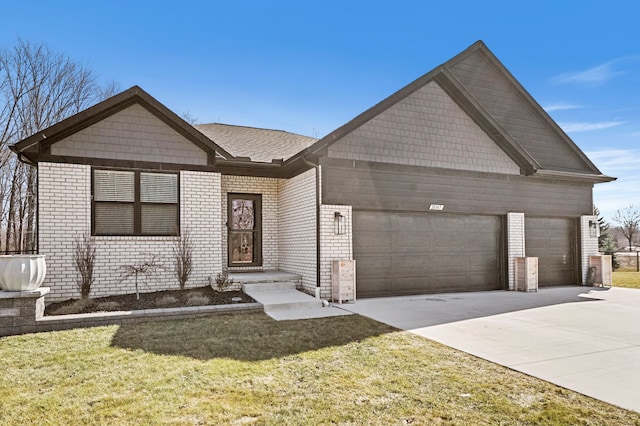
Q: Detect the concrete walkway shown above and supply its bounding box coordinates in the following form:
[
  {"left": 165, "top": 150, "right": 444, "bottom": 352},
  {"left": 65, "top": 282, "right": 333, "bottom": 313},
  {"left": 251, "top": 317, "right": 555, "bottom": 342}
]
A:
[
  {"left": 242, "top": 281, "right": 351, "bottom": 321},
  {"left": 341, "top": 286, "right": 640, "bottom": 413}
]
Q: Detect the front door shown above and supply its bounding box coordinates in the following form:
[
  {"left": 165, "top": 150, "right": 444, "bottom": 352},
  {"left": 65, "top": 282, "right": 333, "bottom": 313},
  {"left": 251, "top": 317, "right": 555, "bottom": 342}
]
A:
[{"left": 228, "top": 193, "right": 262, "bottom": 267}]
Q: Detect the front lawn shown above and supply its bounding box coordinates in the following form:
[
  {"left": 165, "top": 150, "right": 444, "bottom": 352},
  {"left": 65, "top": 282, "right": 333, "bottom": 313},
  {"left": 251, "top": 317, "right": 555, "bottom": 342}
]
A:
[
  {"left": 1, "top": 314, "right": 638, "bottom": 425},
  {"left": 613, "top": 271, "right": 640, "bottom": 289}
]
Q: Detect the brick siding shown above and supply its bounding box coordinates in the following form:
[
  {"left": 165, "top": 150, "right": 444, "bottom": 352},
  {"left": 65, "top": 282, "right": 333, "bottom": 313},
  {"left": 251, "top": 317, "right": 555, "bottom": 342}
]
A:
[
  {"left": 506, "top": 212, "right": 526, "bottom": 290},
  {"left": 277, "top": 169, "right": 317, "bottom": 295},
  {"left": 220, "top": 175, "right": 279, "bottom": 271},
  {"left": 319, "top": 205, "right": 353, "bottom": 300},
  {"left": 580, "top": 215, "right": 600, "bottom": 284},
  {"left": 38, "top": 162, "right": 222, "bottom": 301}
]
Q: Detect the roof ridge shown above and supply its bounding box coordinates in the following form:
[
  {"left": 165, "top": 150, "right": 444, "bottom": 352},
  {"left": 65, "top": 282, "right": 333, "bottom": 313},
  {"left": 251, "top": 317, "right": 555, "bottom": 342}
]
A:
[{"left": 196, "top": 122, "right": 316, "bottom": 139}]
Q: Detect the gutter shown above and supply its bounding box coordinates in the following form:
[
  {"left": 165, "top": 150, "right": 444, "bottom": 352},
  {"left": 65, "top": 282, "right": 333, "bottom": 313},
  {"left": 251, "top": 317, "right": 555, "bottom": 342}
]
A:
[
  {"left": 303, "top": 157, "right": 322, "bottom": 298},
  {"left": 531, "top": 169, "right": 617, "bottom": 183}
]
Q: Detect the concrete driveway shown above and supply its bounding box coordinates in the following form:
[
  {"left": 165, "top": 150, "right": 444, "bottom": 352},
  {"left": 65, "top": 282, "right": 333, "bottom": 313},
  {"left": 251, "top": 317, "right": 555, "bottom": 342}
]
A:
[{"left": 339, "top": 286, "right": 640, "bottom": 413}]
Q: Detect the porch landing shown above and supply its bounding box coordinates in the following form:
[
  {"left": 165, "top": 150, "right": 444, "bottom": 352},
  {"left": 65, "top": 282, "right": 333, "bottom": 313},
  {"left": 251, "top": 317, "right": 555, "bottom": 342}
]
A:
[
  {"left": 228, "top": 270, "right": 303, "bottom": 284},
  {"left": 237, "top": 271, "right": 352, "bottom": 321}
]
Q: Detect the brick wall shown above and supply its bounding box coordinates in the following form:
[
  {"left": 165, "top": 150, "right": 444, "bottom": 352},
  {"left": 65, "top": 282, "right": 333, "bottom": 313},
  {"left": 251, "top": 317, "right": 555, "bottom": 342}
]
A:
[
  {"left": 327, "top": 81, "right": 520, "bottom": 175},
  {"left": 506, "top": 212, "right": 526, "bottom": 290},
  {"left": 319, "top": 204, "right": 353, "bottom": 300},
  {"left": 221, "top": 175, "right": 279, "bottom": 271},
  {"left": 39, "top": 163, "right": 91, "bottom": 301},
  {"left": 180, "top": 170, "right": 223, "bottom": 285},
  {"left": 278, "top": 169, "right": 317, "bottom": 295},
  {"left": 38, "top": 162, "right": 222, "bottom": 301}
]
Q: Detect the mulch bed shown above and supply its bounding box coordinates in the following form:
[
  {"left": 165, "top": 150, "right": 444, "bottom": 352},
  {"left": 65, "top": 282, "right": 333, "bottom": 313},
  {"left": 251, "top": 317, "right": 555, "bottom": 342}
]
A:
[{"left": 45, "top": 286, "right": 255, "bottom": 316}]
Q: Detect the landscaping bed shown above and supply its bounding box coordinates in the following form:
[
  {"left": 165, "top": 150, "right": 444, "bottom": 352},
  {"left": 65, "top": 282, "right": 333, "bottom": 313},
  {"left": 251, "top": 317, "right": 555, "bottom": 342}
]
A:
[{"left": 45, "top": 286, "right": 255, "bottom": 316}]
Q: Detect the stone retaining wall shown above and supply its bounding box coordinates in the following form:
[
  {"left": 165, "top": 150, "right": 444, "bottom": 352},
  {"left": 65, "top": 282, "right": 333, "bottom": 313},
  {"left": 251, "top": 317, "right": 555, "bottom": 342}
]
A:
[{"left": 0, "top": 288, "right": 262, "bottom": 337}]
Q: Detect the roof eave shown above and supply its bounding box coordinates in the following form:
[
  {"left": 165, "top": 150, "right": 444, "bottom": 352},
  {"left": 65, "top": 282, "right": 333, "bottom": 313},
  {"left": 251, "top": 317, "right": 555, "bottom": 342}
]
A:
[{"left": 532, "top": 169, "right": 617, "bottom": 183}]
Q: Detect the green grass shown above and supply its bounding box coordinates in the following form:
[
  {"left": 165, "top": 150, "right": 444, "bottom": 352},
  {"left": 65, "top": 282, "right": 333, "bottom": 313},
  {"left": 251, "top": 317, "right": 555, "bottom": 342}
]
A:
[
  {"left": 1, "top": 314, "right": 639, "bottom": 425},
  {"left": 613, "top": 271, "right": 640, "bottom": 289}
]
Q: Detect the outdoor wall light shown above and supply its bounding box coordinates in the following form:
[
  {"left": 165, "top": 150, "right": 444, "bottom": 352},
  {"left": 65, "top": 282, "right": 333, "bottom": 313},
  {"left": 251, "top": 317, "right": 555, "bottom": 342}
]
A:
[
  {"left": 589, "top": 220, "right": 600, "bottom": 238},
  {"left": 334, "top": 212, "right": 346, "bottom": 235}
]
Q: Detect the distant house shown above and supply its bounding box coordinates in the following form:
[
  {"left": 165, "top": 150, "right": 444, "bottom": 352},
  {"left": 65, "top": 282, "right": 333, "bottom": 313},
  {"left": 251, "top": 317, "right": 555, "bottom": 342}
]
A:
[{"left": 11, "top": 41, "right": 614, "bottom": 301}]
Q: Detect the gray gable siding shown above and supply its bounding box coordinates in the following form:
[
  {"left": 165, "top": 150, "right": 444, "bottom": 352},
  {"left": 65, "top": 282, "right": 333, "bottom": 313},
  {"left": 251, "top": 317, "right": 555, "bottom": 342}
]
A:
[
  {"left": 321, "top": 158, "right": 593, "bottom": 217},
  {"left": 51, "top": 104, "right": 207, "bottom": 165},
  {"left": 327, "top": 82, "right": 521, "bottom": 175},
  {"left": 448, "top": 51, "right": 590, "bottom": 174}
]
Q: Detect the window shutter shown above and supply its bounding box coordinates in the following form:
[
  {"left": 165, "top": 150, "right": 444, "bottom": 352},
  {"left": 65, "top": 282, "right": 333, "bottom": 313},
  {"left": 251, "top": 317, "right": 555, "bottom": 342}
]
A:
[
  {"left": 94, "top": 170, "right": 134, "bottom": 202},
  {"left": 141, "top": 173, "right": 177, "bottom": 203}
]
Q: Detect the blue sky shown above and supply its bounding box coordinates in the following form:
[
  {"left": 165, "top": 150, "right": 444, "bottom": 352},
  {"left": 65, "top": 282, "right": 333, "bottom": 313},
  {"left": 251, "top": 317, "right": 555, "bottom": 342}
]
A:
[{"left": 2, "top": 1, "right": 639, "bottom": 222}]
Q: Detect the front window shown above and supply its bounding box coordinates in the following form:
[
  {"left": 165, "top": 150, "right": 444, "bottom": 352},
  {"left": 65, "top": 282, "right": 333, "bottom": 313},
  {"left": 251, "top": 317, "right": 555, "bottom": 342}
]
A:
[{"left": 92, "top": 169, "right": 179, "bottom": 236}]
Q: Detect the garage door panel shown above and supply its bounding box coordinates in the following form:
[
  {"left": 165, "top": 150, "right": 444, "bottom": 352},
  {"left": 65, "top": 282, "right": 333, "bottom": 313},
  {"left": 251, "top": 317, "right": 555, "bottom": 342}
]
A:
[
  {"left": 355, "top": 256, "right": 392, "bottom": 278},
  {"left": 525, "top": 217, "right": 577, "bottom": 286},
  {"left": 467, "top": 254, "right": 499, "bottom": 269},
  {"left": 355, "top": 211, "right": 502, "bottom": 297},
  {"left": 391, "top": 232, "right": 434, "bottom": 250},
  {"left": 353, "top": 211, "right": 390, "bottom": 229},
  {"left": 356, "top": 232, "right": 392, "bottom": 254},
  {"left": 464, "top": 233, "right": 499, "bottom": 252},
  {"left": 360, "top": 278, "right": 392, "bottom": 297},
  {"left": 425, "top": 233, "right": 465, "bottom": 250}
]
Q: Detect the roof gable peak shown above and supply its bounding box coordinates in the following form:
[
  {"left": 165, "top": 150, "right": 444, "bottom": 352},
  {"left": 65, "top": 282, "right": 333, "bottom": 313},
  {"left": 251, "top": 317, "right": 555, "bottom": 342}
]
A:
[{"left": 11, "top": 85, "right": 233, "bottom": 163}]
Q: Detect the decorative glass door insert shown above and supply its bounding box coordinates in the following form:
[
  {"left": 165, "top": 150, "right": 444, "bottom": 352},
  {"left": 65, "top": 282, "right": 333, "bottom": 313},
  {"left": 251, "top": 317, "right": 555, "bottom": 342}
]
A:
[{"left": 228, "top": 194, "right": 262, "bottom": 266}]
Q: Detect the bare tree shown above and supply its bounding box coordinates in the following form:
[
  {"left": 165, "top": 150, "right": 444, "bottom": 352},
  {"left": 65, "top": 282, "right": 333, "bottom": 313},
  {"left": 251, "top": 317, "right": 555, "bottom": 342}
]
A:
[
  {"left": 180, "top": 111, "right": 199, "bottom": 125},
  {"left": 172, "top": 230, "right": 193, "bottom": 290},
  {"left": 0, "top": 39, "right": 119, "bottom": 253},
  {"left": 613, "top": 205, "right": 640, "bottom": 251}
]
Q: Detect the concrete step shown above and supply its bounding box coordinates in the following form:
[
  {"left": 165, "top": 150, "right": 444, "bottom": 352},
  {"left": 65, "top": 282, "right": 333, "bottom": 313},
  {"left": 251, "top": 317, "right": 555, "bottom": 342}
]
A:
[
  {"left": 238, "top": 273, "right": 353, "bottom": 321},
  {"left": 226, "top": 271, "right": 302, "bottom": 284},
  {"left": 243, "top": 284, "right": 323, "bottom": 311},
  {"left": 242, "top": 282, "right": 297, "bottom": 292}
]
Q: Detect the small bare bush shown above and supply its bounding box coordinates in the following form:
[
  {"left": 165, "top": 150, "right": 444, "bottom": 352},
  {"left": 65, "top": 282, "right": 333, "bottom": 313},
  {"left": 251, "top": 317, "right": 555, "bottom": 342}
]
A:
[
  {"left": 185, "top": 293, "right": 209, "bottom": 306},
  {"left": 172, "top": 230, "right": 193, "bottom": 290},
  {"left": 95, "top": 301, "right": 121, "bottom": 312},
  {"left": 155, "top": 295, "right": 179, "bottom": 308},
  {"left": 214, "top": 270, "right": 234, "bottom": 292},
  {"left": 73, "top": 233, "right": 96, "bottom": 299},
  {"left": 119, "top": 254, "right": 166, "bottom": 300}
]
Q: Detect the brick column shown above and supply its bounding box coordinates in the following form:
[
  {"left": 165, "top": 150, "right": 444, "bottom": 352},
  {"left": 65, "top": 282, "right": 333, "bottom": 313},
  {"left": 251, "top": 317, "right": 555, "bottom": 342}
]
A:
[
  {"left": 319, "top": 205, "right": 353, "bottom": 300},
  {"left": 506, "top": 213, "right": 526, "bottom": 290},
  {"left": 0, "top": 288, "right": 49, "bottom": 337},
  {"left": 580, "top": 215, "right": 600, "bottom": 285}
]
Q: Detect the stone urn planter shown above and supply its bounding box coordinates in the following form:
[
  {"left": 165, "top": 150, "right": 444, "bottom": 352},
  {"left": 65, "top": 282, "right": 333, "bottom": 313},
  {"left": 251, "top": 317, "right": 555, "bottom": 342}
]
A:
[{"left": 0, "top": 255, "right": 47, "bottom": 292}]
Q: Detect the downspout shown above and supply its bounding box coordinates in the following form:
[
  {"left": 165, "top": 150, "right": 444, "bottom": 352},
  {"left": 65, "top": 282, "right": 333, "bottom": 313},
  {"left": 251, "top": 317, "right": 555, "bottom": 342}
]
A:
[{"left": 303, "top": 158, "right": 322, "bottom": 299}]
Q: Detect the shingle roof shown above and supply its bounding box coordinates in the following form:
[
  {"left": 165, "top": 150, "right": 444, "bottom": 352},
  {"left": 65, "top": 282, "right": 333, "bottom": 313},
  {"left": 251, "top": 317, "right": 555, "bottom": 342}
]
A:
[{"left": 195, "top": 123, "right": 317, "bottom": 163}]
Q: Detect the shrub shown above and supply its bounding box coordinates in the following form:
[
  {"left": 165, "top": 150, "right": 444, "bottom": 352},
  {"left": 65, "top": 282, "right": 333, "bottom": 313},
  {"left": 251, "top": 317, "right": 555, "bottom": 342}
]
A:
[
  {"left": 213, "top": 270, "right": 234, "bottom": 292},
  {"left": 49, "top": 299, "right": 94, "bottom": 316},
  {"left": 95, "top": 301, "right": 121, "bottom": 312},
  {"left": 185, "top": 293, "right": 209, "bottom": 306},
  {"left": 155, "top": 295, "right": 179, "bottom": 308}
]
